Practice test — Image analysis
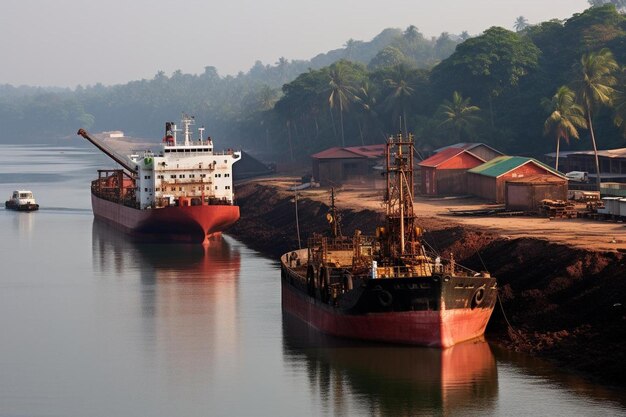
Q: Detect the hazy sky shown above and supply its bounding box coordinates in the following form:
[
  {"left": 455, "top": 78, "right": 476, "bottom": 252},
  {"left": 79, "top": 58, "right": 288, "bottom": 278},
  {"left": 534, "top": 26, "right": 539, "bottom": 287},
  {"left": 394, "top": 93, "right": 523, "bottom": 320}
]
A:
[{"left": 1, "top": 0, "right": 590, "bottom": 88}]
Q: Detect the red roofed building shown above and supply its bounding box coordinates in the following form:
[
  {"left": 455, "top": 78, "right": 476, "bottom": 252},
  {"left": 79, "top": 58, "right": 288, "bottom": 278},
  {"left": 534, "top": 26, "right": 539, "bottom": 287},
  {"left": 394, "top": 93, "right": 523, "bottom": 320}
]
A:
[
  {"left": 419, "top": 148, "right": 486, "bottom": 195},
  {"left": 312, "top": 144, "right": 387, "bottom": 186}
]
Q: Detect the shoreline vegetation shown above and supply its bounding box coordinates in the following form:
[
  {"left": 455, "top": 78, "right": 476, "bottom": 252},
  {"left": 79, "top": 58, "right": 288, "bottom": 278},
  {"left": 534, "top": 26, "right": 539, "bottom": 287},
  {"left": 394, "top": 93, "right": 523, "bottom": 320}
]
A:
[
  {"left": 228, "top": 180, "right": 626, "bottom": 387},
  {"left": 4, "top": 5, "right": 626, "bottom": 171}
]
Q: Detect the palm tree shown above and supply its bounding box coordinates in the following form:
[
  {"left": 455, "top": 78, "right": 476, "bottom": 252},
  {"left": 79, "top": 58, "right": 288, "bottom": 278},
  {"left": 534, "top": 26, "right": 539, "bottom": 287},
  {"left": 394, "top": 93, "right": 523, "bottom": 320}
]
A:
[
  {"left": 572, "top": 48, "right": 619, "bottom": 190},
  {"left": 436, "top": 91, "right": 481, "bottom": 142},
  {"left": 354, "top": 81, "right": 384, "bottom": 144},
  {"left": 542, "top": 86, "right": 586, "bottom": 171},
  {"left": 383, "top": 64, "right": 415, "bottom": 133},
  {"left": 328, "top": 66, "right": 356, "bottom": 146},
  {"left": 514, "top": 16, "right": 529, "bottom": 32},
  {"left": 257, "top": 85, "right": 279, "bottom": 111}
]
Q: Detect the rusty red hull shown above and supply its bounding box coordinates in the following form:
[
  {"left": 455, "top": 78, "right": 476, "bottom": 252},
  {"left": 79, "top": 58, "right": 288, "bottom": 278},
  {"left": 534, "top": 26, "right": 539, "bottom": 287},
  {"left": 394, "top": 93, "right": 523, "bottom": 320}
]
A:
[
  {"left": 281, "top": 277, "right": 494, "bottom": 348},
  {"left": 91, "top": 194, "right": 239, "bottom": 243}
]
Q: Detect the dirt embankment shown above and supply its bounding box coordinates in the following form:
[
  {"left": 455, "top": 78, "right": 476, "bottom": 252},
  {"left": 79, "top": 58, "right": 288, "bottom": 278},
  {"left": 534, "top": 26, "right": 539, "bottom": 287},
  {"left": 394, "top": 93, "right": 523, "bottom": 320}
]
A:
[{"left": 228, "top": 181, "right": 626, "bottom": 386}]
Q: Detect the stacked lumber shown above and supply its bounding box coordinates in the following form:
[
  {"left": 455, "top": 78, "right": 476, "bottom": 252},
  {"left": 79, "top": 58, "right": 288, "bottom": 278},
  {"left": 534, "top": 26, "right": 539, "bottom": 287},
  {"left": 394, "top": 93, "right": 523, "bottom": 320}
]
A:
[{"left": 540, "top": 199, "right": 577, "bottom": 219}]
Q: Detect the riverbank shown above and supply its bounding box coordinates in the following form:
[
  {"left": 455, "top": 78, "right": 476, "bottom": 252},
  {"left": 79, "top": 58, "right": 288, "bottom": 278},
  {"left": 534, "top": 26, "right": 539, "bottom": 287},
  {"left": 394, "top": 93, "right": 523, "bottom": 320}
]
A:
[{"left": 229, "top": 179, "right": 626, "bottom": 387}]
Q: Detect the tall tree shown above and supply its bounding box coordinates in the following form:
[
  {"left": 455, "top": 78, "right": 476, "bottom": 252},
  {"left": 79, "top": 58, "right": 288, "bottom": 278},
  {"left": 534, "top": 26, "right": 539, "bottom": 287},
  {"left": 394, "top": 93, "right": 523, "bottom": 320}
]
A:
[
  {"left": 541, "top": 86, "right": 586, "bottom": 171},
  {"left": 436, "top": 91, "right": 482, "bottom": 142},
  {"left": 383, "top": 63, "right": 416, "bottom": 133},
  {"left": 431, "top": 27, "right": 540, "bottom": 131},
  {"left": 514, "top": 16, "right": 529, "bottom": 32},
  {"left": 328, "top": 64, "right": 357, "bottom": 146},
  {"left": 572, "top": 48, "right": 619, "bottom": 190}
]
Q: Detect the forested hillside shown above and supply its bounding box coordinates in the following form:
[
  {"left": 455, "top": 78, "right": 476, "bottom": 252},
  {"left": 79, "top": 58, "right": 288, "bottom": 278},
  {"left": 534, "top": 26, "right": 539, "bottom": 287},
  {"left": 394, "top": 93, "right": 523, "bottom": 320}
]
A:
[
  {"left": 0, "top": 25, "right": 460, "bottom": 145},
  {"left": 2, "top": 5, "right": 626, "bottom": 165}
]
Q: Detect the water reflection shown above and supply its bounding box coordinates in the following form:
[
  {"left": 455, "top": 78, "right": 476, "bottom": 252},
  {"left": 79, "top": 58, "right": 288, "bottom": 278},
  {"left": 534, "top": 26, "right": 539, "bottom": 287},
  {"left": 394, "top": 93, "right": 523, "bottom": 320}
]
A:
[
  {"left": 10, "top": 210, "right": 35, "bottom": 239},
  {"left": 282, "top": 313, "right": 498, "bottom": 417},
  {"left": 493, "top": 346, "right": 626, "bottom": 411},
  {"left": 91, "top": 219, "right": 241, "bottom": 386}
]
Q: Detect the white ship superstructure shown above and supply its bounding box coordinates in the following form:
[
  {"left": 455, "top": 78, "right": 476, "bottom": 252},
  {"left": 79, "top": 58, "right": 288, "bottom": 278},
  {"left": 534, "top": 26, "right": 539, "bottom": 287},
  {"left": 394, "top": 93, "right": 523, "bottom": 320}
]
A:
[{"left": 132, "top": 115, "right": 241, "bottom": 209}]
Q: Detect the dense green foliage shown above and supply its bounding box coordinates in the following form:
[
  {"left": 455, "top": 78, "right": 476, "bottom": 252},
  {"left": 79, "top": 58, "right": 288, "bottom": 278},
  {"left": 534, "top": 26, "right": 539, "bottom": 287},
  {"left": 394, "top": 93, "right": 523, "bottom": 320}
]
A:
[{"left": 2, "top": 6, "right": 626, "bottom": 165}]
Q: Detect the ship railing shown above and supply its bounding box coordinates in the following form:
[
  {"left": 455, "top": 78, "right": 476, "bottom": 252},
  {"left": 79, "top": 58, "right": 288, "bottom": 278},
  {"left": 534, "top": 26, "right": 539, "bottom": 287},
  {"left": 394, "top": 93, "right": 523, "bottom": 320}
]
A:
[
  {"left": 422, "top": 248, "right": 483, "bottom": 277},
  {"left": 282, "top": 249, "right": 309, "bottom": 270}
]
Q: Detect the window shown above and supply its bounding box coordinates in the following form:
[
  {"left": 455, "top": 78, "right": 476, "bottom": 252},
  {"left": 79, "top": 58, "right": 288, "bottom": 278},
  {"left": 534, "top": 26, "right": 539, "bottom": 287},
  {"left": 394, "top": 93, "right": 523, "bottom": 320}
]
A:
[
  {"left": 179, "top": 187, "right": 183, "bottom": 191},
  {"left": 171, "top": 187, "right": 176, "bottom": 192},
  {"left": 225, "top": 186, "right": 231, "bottom": 190},
  {"left": 215, "top": 186, "right": 218, "bottom": 190},
  {"left": 144, "top": 188, "right": 148, "bottom": 192},
  {"left": 200, "top": 174, "right": 206, "bottom": 178},
  {"left": 225, "top": 173, "right": 230, "bottom": 177},
  {"left": 180, "top": 174, "right": 186, "bottom": 178},
  {"left": 189, "top": 174, "right": 195, "bottom": 178},
  {"left": 156, "top": 187, "right": 160, "bottom": 192},
  {"left": 157, "top": 175, "right": 164, "bottom": 179},
  {"left": 170, "top": 175, "right": 177, "bottom": 179}
]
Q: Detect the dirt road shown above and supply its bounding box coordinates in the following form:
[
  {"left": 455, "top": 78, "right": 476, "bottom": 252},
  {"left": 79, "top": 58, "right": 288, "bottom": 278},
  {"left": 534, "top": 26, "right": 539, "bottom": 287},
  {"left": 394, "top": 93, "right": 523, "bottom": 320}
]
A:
[{"left": 248, "top": 177, "right": 626, "bottom": 252}]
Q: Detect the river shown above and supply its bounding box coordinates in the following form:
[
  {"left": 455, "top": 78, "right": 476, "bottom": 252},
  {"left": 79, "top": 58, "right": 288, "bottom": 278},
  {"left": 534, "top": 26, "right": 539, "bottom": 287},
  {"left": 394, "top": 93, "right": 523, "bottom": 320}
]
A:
[{"left": 1, "top": 144, "right": 625, "bottom": 417}]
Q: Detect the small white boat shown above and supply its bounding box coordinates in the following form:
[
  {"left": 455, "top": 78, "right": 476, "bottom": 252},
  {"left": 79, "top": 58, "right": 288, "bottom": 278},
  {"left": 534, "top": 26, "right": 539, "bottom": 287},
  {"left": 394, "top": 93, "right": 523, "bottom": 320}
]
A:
[{"left": 5, "top": 190, "right": 39, "bottom": 211}]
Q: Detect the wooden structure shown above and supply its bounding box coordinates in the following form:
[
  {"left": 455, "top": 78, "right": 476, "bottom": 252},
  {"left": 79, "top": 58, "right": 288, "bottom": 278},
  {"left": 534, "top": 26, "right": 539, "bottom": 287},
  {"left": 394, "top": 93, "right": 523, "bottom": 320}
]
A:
[
  {"left": 539, "top": 199, "right": 577, "bottom": 219},
  {"left": 419, "top": 148, "right": 485, "bottom": 195},
  {"left": 468, "top": 156, "right": 567, "bottom": 203},
  {"left": 311, "top": 144, "right": 386, "bottom": 186},
  {"left": 546, "top": 147, "right": 626, "bottom": 183}
]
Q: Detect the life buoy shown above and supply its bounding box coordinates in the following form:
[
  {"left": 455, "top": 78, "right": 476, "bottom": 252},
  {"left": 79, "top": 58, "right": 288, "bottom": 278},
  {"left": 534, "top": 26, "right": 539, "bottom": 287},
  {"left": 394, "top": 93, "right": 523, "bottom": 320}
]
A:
[
  {"left": 376, "top": 289, "right": 393, "bottom": 307},
  {"left": 471, "top": 288, "right": 485, "bottom": 309}
]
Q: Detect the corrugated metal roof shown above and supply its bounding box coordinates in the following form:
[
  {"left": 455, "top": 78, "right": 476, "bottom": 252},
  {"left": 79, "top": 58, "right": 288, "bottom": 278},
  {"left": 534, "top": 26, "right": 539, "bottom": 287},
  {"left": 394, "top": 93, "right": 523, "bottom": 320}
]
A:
[
  {"left": 434, "top": 142, "right": 503, "bottom": 155},
  {"left": 311, "top": 144, "right": 386, "bottom": 159},
  {"left": 419, "top": 147, "right": 484, "bottom": 168},
  {"left": 468, "top": 156, "right": 566, "bottom": 179},
  {"left": 545, "top": 148, "right": 626, "bottom": 159}
]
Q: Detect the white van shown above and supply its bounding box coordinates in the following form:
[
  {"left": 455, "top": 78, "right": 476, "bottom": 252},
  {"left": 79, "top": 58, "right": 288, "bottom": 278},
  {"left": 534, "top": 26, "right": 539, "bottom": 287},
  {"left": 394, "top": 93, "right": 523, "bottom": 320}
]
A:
[{"left": 565, "top": 171, "right": 589, "bottom": 182}]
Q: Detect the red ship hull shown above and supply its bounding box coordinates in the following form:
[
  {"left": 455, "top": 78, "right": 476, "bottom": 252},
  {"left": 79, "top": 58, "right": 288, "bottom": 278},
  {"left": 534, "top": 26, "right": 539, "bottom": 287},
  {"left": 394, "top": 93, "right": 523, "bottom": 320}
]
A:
[
  {"left": 92, "top": 194, "right": 240, "bottom": 243},
  {"left": 281, "top": 273, "right": 494, "bottom": 348}
]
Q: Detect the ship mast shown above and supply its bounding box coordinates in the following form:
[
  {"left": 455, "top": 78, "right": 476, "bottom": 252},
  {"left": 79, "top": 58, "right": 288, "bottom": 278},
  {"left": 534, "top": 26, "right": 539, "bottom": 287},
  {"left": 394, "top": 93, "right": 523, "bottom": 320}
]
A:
[
  {"left": 384, "top": 132, "right": 419, "bottom": 260},
  {"left": 327, "top": 187, "right": 342, "bottom": 238}
]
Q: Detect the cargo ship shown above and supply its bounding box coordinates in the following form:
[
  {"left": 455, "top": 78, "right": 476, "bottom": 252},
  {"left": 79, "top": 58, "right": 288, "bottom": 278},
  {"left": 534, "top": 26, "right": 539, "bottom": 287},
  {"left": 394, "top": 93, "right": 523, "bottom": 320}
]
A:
[
  {"left": 78, "top": 115, "right": 241, "bottom": 243},
  {"left": 280, "top": 133, "right": 498, "bottom": 347}
]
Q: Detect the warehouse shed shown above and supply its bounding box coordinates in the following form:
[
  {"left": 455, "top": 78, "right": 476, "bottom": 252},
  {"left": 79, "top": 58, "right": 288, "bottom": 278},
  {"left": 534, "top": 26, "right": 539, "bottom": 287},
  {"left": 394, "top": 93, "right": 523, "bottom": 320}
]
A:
[
  {"left": 467, "top": 156, "right": 567, "bottom": 203},
  {"left": 419, "top": 148, "right": 485, "bottom": 195},
  {"left": 311, "top": 144, "right": 386, "bottom": 186},
  {"left": 505, "top": 175, "right": 568, "bottom": 211}
]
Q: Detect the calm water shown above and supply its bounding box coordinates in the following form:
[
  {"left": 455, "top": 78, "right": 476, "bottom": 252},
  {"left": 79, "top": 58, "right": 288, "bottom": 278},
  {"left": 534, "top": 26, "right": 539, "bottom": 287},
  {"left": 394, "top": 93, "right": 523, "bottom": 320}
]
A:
[{"left": 1, "top": 144, "right": 626, "bottom": 417}]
